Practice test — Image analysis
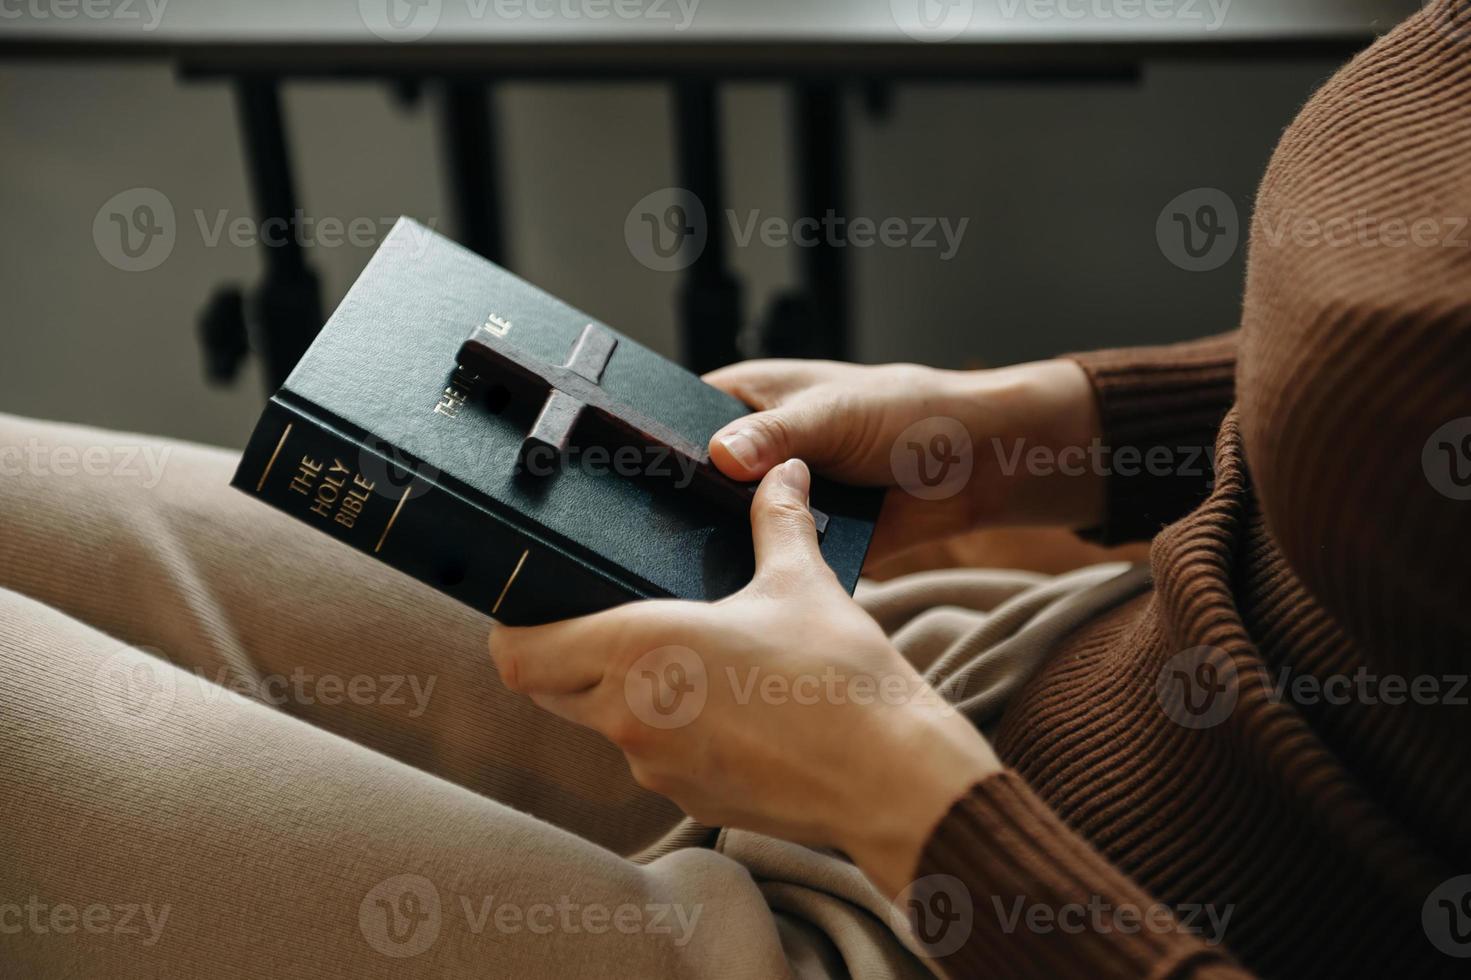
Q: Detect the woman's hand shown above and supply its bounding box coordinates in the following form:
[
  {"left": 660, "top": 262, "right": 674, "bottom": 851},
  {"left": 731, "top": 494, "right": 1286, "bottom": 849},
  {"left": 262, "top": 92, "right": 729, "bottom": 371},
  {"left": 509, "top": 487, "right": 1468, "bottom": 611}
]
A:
[
  {"left": 704, "top": 358, "right": 1105, "bottom": 564},
  {"left": 490, "top": 460, "right": 1000, "bottom": 895}
]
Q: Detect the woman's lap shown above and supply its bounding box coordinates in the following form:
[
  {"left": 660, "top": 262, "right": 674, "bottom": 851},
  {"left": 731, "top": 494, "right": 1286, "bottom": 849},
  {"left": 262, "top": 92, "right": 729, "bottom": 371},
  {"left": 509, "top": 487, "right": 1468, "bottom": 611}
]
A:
[{"left": 0, "top": 412, "right": 1144, "bottom": 978}]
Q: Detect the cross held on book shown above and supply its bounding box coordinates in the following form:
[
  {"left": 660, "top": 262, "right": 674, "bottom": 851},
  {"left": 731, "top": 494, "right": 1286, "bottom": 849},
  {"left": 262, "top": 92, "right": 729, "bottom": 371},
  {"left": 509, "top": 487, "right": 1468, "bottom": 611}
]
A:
[{"left": 458, "top": 321, "right": 828, "bottom": 536}]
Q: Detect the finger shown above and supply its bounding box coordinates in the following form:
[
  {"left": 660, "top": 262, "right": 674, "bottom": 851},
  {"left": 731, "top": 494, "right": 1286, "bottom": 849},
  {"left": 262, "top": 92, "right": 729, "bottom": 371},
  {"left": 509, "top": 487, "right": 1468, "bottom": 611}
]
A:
[
  {"left": 489, "top": 604, "right": 646, "bottom": 695},
  {"left": 709, "top": 397, "right": 836, "bottom": 481},
  {"left": 748, "top": 459, "right": 829, "bottom": 583},
  {"left": 702, "top": 359, "right": 824, "bottom": 409},
  {"left": 527, "top": 689, "right": 602, "bottom": 729}
]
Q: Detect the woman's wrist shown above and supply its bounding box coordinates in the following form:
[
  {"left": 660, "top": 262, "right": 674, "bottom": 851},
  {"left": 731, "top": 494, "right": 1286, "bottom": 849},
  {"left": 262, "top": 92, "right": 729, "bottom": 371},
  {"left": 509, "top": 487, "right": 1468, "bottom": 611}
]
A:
[
  {"left": 836, "top": 699, "right": 1002, "bottom": 898},
  {"left": 943, "top": 359, "right": 1106, "bottom": 530}
]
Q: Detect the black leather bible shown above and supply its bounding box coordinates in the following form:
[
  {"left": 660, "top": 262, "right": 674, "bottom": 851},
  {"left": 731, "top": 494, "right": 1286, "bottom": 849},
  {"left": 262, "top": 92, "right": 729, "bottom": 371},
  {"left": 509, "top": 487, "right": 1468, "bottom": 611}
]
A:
[{"left": 231, "top": 218, "right": 881, "bottom": 625}]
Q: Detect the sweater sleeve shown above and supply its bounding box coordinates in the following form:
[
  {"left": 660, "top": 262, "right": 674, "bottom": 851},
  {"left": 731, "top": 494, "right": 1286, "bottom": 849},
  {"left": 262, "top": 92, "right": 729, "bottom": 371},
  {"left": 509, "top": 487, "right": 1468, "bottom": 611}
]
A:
[
  {"left": 912, "top": 771, "right": 1252, "bottom": 979},
  {"left": 1065, "top": 332, "right": 1237, "bottom": 544}
]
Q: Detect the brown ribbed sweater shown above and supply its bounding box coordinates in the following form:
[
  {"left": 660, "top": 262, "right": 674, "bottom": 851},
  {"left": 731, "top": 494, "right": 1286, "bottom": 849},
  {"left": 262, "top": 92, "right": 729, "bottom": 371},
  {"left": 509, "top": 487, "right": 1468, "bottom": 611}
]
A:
[{"left": 917, "top": 3, "right": 1471, "bottom": 977}]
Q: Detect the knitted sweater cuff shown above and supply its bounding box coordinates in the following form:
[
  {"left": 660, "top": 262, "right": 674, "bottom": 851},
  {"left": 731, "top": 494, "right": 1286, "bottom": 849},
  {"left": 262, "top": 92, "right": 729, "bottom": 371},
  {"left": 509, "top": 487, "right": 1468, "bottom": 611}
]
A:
[
  {"left": 913, "top": 771, "right": 1249, "bottom": 979},
  {"left": 1065, "top": 332, "right": 1237, "bottom": 544}
]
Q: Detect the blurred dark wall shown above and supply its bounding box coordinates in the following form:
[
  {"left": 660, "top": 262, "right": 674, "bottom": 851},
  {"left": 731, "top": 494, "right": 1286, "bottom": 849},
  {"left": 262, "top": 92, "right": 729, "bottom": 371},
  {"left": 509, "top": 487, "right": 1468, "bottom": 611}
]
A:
[{"left": 0, "top": 57, "right": 1344, "bottom": 447}]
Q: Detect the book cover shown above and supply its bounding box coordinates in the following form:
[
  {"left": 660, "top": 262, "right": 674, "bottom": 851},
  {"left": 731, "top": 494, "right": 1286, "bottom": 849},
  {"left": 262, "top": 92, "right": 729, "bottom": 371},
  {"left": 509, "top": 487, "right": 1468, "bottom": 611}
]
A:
[{"left": 231, "top": 218, "right": 881, "bottom": 625}]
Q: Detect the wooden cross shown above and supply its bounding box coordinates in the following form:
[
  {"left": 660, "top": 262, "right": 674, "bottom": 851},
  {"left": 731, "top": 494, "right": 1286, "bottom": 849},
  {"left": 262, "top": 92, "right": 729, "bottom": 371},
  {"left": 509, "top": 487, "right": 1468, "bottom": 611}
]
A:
[{"left": 458, "top": 321, "right": 828, "bottom": 535}]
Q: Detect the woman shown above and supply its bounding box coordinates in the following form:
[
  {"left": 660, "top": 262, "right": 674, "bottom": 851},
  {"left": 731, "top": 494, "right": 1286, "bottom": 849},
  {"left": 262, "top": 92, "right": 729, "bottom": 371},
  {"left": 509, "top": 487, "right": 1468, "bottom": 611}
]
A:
[
  {"left": 490, "top": 1, "right": 1471, "bottom": 972},
  {"left": 3, "top": 2, "right": 1466, "bottom": 977}
]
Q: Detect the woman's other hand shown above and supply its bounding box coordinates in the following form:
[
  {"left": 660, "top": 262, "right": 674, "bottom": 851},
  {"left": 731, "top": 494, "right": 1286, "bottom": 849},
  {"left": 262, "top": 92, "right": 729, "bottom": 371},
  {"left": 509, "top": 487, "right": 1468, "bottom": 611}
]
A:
[{"left": 704, "top": 359, "right": 1104, "bottom": 564}]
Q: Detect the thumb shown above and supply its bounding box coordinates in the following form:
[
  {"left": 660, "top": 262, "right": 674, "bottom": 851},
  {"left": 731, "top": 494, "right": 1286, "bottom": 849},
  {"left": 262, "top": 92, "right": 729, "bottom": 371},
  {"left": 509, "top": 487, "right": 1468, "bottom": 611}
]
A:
[
  {"left": 749, "top": 459, "right": 829, "bottom": 584},
  {"left": 710, "top": 401, "right": 827, "bottom": 481}
]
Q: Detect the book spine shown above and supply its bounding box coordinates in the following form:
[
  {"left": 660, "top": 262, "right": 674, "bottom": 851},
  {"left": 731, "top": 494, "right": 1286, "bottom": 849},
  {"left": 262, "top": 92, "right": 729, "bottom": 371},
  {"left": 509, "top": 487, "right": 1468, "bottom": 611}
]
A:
[{"left": 230, "top": 397, "right": 637, "bottom": 626}]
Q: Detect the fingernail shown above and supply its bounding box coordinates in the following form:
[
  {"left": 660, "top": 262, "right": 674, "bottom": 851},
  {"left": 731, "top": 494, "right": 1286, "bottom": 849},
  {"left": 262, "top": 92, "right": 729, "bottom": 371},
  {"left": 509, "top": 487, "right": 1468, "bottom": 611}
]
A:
[
  {"left": 780, "top": 459, "right": 810, "bottom": 496},
  {"left": 716, "top": 429, "right": 762, "bottom": 470}
]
